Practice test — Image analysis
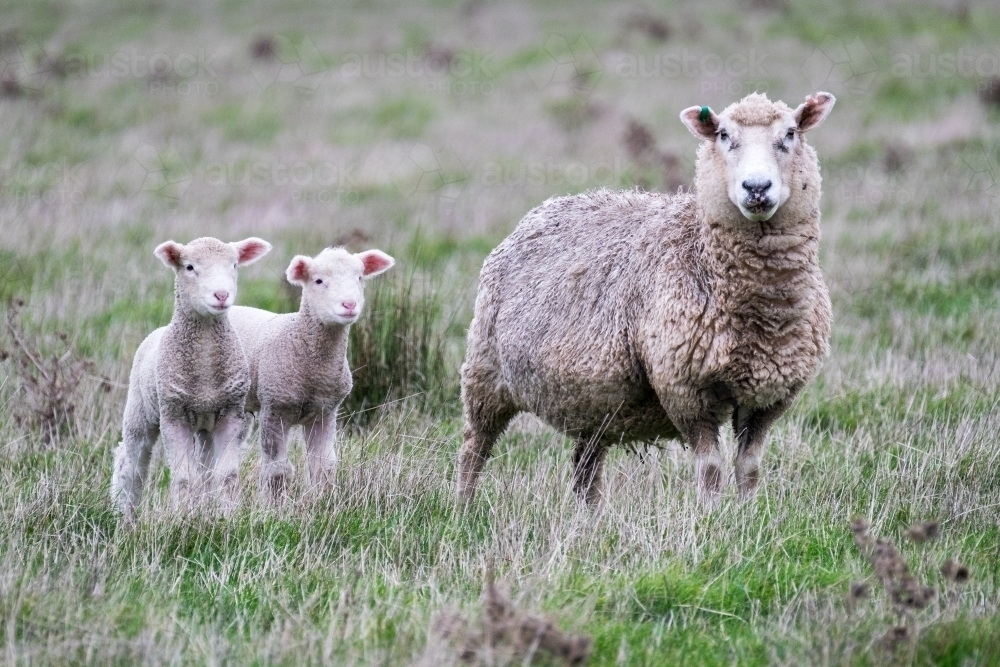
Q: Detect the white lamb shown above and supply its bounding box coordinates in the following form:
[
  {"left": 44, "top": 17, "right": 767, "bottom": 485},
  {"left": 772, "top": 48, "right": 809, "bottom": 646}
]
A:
[
  {"left": 111, "top": 236, "right": 272, "bottom": 522},
  {"left": 228, "top": 246, "right": 395, "bottom": 497}
]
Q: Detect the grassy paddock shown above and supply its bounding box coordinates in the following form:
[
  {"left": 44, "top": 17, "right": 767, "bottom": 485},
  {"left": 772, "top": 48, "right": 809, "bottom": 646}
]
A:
[{"left": 2, "top": 0, "right": 1000, "bottom": 664}]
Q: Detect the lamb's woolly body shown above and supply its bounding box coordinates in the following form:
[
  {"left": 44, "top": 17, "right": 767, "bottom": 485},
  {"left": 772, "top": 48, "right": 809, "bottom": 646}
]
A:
[
  {"left": 459, "top": 92, "right": 832, "bottom": 502},
  {"left": 228, "top": 303, "right": 351, "bottom": 486},
  {"left": 228, "top": 246, "right": 393, "bottom": 494},
  {"left": 111, "top": 237, "right": 270, "bottom": 521}
]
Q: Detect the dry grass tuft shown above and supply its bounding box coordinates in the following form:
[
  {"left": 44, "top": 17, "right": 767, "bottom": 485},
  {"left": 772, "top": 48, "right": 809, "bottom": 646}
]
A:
[
  {"left": 434, "top": 565, "right": 592, "bottom": 666},
  {"left": 0, "top": 299, "right": 110, "bottom": 445},
  {"left": 620, "top": 119, "right": 685, "bottom": 192},
  {"left": 250, "top": 34, "right": 278, "bottom": 60}
]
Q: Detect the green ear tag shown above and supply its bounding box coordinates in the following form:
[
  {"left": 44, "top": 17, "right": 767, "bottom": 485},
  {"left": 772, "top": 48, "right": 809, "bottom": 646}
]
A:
[{"left": 699, "top": 106, "right": 710, "bottom": 122}]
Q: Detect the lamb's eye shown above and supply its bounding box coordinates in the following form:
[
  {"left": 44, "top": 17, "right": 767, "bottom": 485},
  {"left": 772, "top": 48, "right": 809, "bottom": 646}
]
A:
[
  {"left": 315, "top": 278, "right": 323, "bottom": 285},
  {"left": 785, "top": 129, "right": 795, "bottom": 141},
  {"left": 185, "top": 264, "right": 194, "bottom": 272}
]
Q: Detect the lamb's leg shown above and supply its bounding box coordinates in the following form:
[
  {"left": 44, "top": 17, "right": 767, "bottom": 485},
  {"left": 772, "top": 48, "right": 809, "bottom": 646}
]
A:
[
  {"left": 258, "top": 406, "right": 293, "bottom": 500},
  {"left": 572, "top": 438, "right": 608, "bottom": 505},
  {"left": 207, "top": 411, "right": 247, "bottom": 514},
  {"left": 303, "top": 412, "right": 337, "bottom": 490},
  {"left": 111, "top": 406, "right": 158, "bottom": 523},
  {"left": 160, "top": 417, "right": 199, "bottom": 512},
  {"left": 733, "top": 394, "right": 796, "bottom": 500}
]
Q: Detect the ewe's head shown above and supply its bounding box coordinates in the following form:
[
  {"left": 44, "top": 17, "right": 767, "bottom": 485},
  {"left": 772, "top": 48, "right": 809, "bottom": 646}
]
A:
[
  {"left": 286, "top": 247, "right": 395, "bottom": 326},
  {"left": 154, "top": 237, "right": 272, "bottom": 316},
  {"left": 681, "top": 92, "right": 835, "bottom": 223}
]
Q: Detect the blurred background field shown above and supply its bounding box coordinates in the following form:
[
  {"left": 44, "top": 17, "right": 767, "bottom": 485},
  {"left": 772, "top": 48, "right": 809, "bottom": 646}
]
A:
[{"left": 2, "top": 0, "right": 1000, "bottom": 664}]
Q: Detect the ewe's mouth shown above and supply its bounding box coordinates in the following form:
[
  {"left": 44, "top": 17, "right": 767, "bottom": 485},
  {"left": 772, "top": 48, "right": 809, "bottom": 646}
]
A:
[{"left": 740, "top": 198, "right": 776, "bottom": 222}]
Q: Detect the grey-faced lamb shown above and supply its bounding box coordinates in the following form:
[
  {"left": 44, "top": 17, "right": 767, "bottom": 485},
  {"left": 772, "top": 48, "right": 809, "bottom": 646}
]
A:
[
  {"left": 111, "top": 236, "right": 272, "bottom": 522},
  {"left": 228, "top": 246, "right": 394, "bottom": 497},
  {"left": 457, "top": 91, "right": 836, "bottom": 504}
]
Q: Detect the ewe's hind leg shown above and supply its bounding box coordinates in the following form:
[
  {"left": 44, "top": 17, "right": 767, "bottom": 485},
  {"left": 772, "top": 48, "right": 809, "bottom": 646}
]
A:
[
  {"left": 303, "top": 413, "right": 337, "bottom": 490},
  {"left": 733, "top": 394, "right": 796, "bottom": 500},
  {"left": 207, "top": 411, "right": 247, "bottom": 514},
  {"left": 111, "top": 416, "right": 158, "bottom": 522},
  {"left": 572, "top": 439, "right": 608, "bottom": 505},
  {"left": 677, "top": 419, "right": 724, "bottom": 504},
  {"left": 457, "top": 371, "right": 516, "bottom": 501},
  {"left": 258, "top": 406, "right": 294, "bottom": 500}
]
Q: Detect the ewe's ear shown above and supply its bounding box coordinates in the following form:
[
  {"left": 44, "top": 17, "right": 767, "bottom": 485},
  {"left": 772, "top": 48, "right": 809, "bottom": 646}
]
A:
[
  {"left": 357, "top": 249, "right": 395, "bottom": 278},
  {"left": 154, "top": 240, "right": 184, "bottom": 269},
  {"left": 232, "top": 237, "right": 272, "bottom": 266},
  {"left": 794, "top": 92, "right": 835, "bottom": 133},
  {"left": 680, "top": 105, "right": 720, "bottom": 141},
  {"left": 285, "top": 255, "right": 313, "bottom": 286}
]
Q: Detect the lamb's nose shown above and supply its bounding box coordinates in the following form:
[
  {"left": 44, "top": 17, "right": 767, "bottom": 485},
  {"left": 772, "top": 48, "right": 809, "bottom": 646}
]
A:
[
  {"left": 214, "top": 291, "right": 229, "bottom": 303},
  {"left": 742, "top": 179, "right": 772, "bottom": 196},
  {"left": 342, "top": 300, "right": 357, "bottom": 311}
]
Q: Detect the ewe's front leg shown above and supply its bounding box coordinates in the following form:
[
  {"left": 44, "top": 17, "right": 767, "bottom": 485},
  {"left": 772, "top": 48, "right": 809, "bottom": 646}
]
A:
[
  {"left": 160, "top": 416, "right": 199, "bottom": 512},
  {"left": 303, "top": 413, "right": 338, "bottom": 490},
  {"left": 258, "top": 406, "right": 294, "bottom": 500},
  {"left": 733, "top": 393, "right": 796, "bottom": 500},
  {"left": 208, "top": 411, "right": 248, "bottom": 513}
]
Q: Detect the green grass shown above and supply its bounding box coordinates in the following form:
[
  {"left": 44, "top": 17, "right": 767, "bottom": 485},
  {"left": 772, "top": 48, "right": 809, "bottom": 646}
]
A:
[{"left": 2, "top": 0, "right": 1000, "bottom": 663}]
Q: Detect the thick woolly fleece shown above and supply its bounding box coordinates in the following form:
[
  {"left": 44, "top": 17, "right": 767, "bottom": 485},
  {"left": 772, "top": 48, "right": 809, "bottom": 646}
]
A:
[
  {"left": 228, "top": 247, "right": 393, "bottom": 496},
  {"left": 111, "top": 237, "right": 271, "bottom": 521},
  {"left": 458, "top": 93, "right": 832, "bottom": 503}
]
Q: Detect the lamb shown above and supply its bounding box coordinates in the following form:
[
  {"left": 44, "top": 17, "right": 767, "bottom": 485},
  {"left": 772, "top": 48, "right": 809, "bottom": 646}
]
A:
[
  {"left": 457, "top": 91, "right": 836, "bottom": 504},
  {"left": 111, "top": 236, "right": 273, "bottom": 522},
  {"left": 228, "top": 246, "right": 395, "bottom": 497}
]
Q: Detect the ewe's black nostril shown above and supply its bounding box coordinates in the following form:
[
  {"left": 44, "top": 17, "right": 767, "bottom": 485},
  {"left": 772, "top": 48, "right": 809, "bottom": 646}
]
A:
[{"left": 742, "top": 179, "right": 772, "bottom": 195}]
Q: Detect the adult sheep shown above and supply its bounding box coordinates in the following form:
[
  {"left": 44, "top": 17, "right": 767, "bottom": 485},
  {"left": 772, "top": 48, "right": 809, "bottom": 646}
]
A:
[{"left": 458, "top": 91, "right": 835, "bottom": 504}]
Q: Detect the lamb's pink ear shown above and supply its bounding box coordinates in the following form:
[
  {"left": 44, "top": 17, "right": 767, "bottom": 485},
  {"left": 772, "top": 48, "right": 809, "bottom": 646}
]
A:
[
  {"left": 285, "top": 255, "right": 313, "bottom": 286},
  {"left": 232, "top": 237, "right": 272, "bottom": 266},
  {"left": 357, "top": 249, "right": 395, "bottom": 278},
  {"left": 153, "top": 240, "right": 184, "bottom": 269},
  {"left": 794, "top": 92, "right": 835, "bottom": 133},
  {"left": 680, "top": 105, "right": 720, "bottom": 141}
]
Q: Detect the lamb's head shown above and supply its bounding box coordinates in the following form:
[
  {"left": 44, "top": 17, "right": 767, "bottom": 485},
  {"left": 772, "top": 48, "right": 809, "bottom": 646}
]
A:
[
  {"left": 286, "top": 247, "right": 395, "bottom": 326},
  {"left": 681, "top": 92, "right": 835, "bottom": 223},
  {"left": 154, "top": 237, "right": 272, "bottom": 316}
]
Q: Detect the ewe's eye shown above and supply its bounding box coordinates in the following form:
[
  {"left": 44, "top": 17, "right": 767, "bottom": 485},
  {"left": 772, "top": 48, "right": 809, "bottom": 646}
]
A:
[
  {"left": 185, "top": 264, "right": 194, "bottom": 272},
  {"left": 315, "top": 278, "right": 323, "bottom": 285},
  {"left": 785, "top": 129, "right": 795, "bottom": 141},
  {"left": 719, "top": 129, "right": 729, "bottom": 141}
]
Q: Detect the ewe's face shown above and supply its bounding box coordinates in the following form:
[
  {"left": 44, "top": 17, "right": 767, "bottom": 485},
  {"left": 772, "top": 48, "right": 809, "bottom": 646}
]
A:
[
  {"left": 715, "top": 116, "right": 798, "bottom": 222},
  {"left": 287, "top": 247, "right": 395, "bottom": 326},
  {"left": 680, "top": 92, "right": 836, "bottom": 223},
  {"left": 154, "top": 237, "right": 272, "bottom": 317}
]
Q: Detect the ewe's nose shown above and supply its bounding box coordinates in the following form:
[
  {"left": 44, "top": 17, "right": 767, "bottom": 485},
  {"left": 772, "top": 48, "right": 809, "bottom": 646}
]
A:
[
  {"left": 341, "top": 300, "right": 357, "bottom": 312},
  {"left": 213, "top": 290, "right": 230, "bottom": 304},
  {"left": 742, "top": 179, "right": 772, "bottom": 197}
]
